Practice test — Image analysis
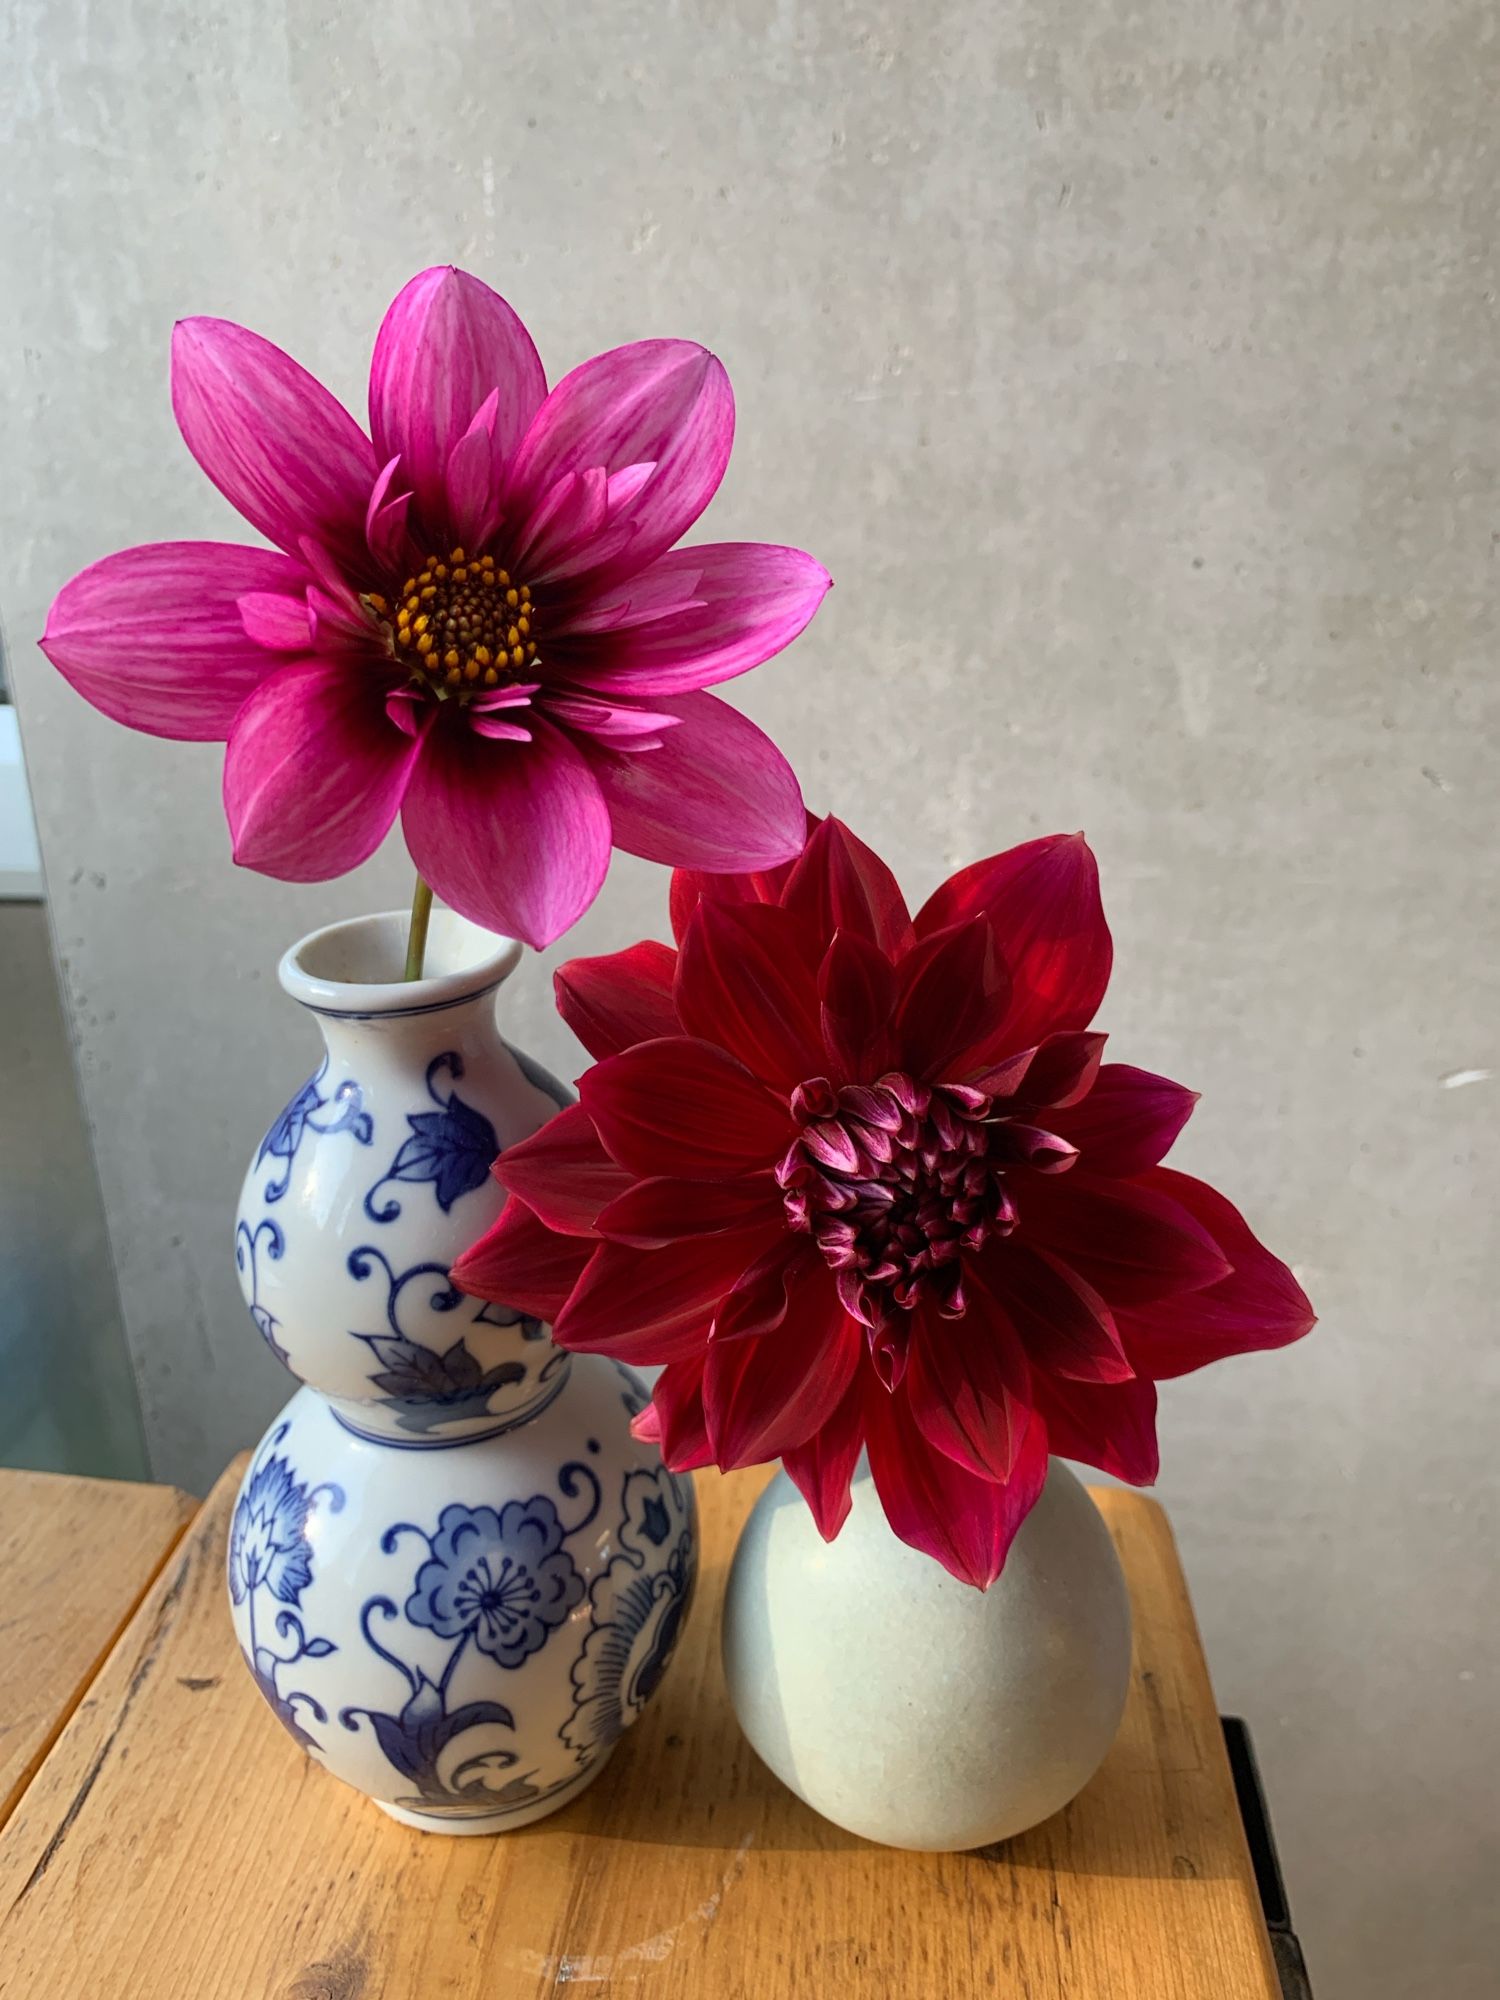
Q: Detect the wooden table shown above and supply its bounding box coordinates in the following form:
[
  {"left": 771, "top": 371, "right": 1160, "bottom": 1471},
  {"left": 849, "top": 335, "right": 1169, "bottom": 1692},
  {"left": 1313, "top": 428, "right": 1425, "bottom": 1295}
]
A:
[{"left": 0, "top": 1459, "right": 1287, "bottom": 1998}]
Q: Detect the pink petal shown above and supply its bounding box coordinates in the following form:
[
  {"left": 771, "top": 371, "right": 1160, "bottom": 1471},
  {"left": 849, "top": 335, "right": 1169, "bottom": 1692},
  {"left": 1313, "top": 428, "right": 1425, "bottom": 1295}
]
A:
[
  {"left": 971, "top": 1241, "right": 1133, "bottom": 1383},
  {"left": 704, "top": 1262, "right": 862, "bottom": 1469},
  {"left": 554, "top": 1224, "right": 781, "bottom": 1362},
  {"left": 581, "top": 1036, "right": 794, "bottom": 1180},
  {"left": 1115, "top": 1169, "right": 1316, "bottom": 1377},
  {"left": 541, "top": 690, "right": 682, "bottom": 748},
  {"left": 780, "top": 816, "right": 915, "bottom": 958},
  {"left": 450, "top": 1195, "right": 592, "bottom": 1318},
  {"left": 239, "top": 590, "right": 313, "bottom": 653},
  {"left": 223, "top": 657, "right": 421, "bottom": 880},
  {"left": 864, "top": 1375, "right": 1051, "bottom": 1589},
  {"left": 635, "top": 1356, "right": 714, "bottom": 1472},
  {"left": 554, "top": 940, "right": 682, "bottom": 1060},
  {"left": 916, "top": 833, "right": 1113, "bottom": 1057},
  {"left": 444, "top": 390, "right": 506, "bottom": 551},
  {"left": 1034, "top": 1373, "right": 1159, "bottom": 1484},
  {"left": 556, "top": 542, "right": 832, "bottom": 695},
  {"left": 171, "top": 318, "right": 376, "bottom": 572},
  {"left": 905, "top": 1294, "right": 1032, "bottom": 1482},
  {"left": 490, "top": 1101, "right": 631, "bottom": 1237},
  {"left": 505, "top": 340, "right": 734, "bottom": 587},
  {"left": 590, "top": 691, "right": 805, "bottom": 871},
  {"left": 782, "top": 1370, "right": 867, "bottom": 1540},
  {"left": 40, "top": 542, "right": 302, "bottom": 741},
  {"left": 401, "top": 716, "right": 611, "bottom": 950},
  {"left": 369, "top": 266, "right": 545, "bottom": 533},
  {"left": 674, "top": 900, "right": 825, "bottom": 1090},
  {"left": 596, "top": 1172, "right": 780, "bottom": 1249},
  {"left": 1047, "top": 1065, "right": 1199, "bottom": 1177}
]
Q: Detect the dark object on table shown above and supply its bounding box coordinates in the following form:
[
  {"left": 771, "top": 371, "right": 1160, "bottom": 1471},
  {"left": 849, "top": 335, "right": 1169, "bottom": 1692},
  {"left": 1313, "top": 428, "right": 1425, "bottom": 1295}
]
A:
[{"left": 1223, "top": 1716, "right": 1315, "bottom": 2000}]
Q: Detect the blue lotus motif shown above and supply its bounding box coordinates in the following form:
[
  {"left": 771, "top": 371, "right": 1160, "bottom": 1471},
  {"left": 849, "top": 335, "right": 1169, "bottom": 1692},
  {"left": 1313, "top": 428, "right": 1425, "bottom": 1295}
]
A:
[
  {"left": 364, "top": 1051, "right": 499, "bottom": 1221},
  {"left": 405, "top": 1499, "right": 584, "bottom": 1668},
  {"left": 230, "top": 1454, "right": 314, "bottom": 1606}
]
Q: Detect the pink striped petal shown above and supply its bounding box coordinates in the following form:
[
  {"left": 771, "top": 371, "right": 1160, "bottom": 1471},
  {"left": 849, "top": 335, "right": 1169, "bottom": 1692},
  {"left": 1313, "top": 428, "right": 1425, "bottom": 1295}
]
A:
[
  {"left": 401, "top": 716, "right": 612, "bottom": 950},
  {"left": 541, "top": 690, "right": 682, "bottom": 748},
  {"left": 369, "top": 267, "right": 545, "bottom": 532},
  {"left": 865, "top": 1376, "right": 1051, "bottom": 1589},
  {"left": 239, "top": 590, "right": 313, "bottom": 653},
  {"left": 505, "top": 341, "right": 734, "bottom": 587},
  {"left": 171, "top": 318, "right": 376, "bottom": 572},
  {"left": 443, "top": 390, "right": 506, "bottom": 551},
  {"left": 365, "top": 456, "right": 414, "bottom": 570},
  {"left": 223, "top": 657, "right": 421, "bottom": 880},
  {"left": 40, "top": 542, "right": 303, "bottom": 742},
  {"left": 557, "top": 543, "right": 832, "bottom": 695},
  {"left": 589, "top": 691, "right": 805, "bottom": 871},
  {"left": 554, "top": 940, "right": 682, "bottom": 1060}
]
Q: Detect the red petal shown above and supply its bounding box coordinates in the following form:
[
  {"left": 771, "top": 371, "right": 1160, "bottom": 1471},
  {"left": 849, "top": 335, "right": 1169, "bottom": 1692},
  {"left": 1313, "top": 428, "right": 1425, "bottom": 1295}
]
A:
[
  {"left": 781, "top": 1369, "right": 868, "bottom": 1540},
  {"left": 675, "top": 900, "right": 825, "bottom": 1089},
  {"left": 972, "top": 1241, "right": 1133, "bottom": 1383},
  {"left": 667, "top": 844, "right": 804, "bottom": 944},
  {"left": 905, "top": 1293, "right": 1032, "bottom": 1481},
  {"left": 818, "top": 930, "right": 899, "bottom": 1081},
  {"left": 554, "top": 940, "right": 681, "bottom": 1060},
  {"left": 1047, "top": 1065, "right": 1198, "bottom": 1176},
  {"left": 596, "top": 1171, "right": 781, "bottom": 1249},
  {"left": 978, "top": 1030, "right": 1107, "bottom": 1107},
  {"left": 490, "top": 1102, "right": 631, "bottom": 1236},
  {"left": 704, "top": 1263, "right": 862, "bottom": 1469},
  {"left": 581, "top": 1037, "right": 793, "bottom": 1180},
  {"left": 893, "top": 919, "right": 1008, "bottom": 1081},
  {"left": 449, "top": 1197, "right": 591, "bottom": 1318},
  {"left": 1035, "top": 1373, "right": 1159, "bottom": 1483},
  {"left": 916, "top": 833, "right": 1112, "bottom": 1057},
  {"left": 553, "top": 1223, "right": 781, "bottom": 1362},
  {"left": 1115, "top": 1169, "right": 1315, "bottom": 1377},
  {"left": 779, "top": 816, "right": 915, "bottom": 958},
  {"left": 1016, "top": 1171, "right": 1232, "bottom": 1308},
  {"left": 864, "top": 1377, "right": 1051, "bottom": 1589},
  {"left": 634, "top": 1355, "right": 715, "bottom": 1471}
]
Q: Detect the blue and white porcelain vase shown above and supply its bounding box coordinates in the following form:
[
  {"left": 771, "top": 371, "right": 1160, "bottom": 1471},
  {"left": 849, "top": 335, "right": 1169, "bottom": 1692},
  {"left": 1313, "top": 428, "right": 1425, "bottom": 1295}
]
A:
[{"left": 228, "top": 909, "right": 696, "bottom": 1834}]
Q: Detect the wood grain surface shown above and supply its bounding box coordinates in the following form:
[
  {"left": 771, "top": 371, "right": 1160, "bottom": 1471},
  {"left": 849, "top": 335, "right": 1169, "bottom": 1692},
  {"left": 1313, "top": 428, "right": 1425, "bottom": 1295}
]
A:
[
  {"left": 0, "top": 1457, "right": 1280, "bottom": 1999},
  {"left": 0, "top": 1466, "right": 195, "bottom": 1832}
]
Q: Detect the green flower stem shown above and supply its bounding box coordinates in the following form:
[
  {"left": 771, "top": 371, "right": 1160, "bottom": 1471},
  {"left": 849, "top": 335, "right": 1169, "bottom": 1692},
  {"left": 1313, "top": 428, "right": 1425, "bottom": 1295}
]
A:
[{"left": 404, "top": 875, "right": 434, "bottom": 982}]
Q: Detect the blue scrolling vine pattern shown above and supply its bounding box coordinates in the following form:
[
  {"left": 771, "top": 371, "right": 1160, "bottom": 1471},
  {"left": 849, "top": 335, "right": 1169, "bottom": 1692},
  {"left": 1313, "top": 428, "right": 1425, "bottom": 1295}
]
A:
[
  {"left": 228, "top": 1427, "right": 343, "bottom": 1751},
  {"left": 345, "top": 1244, "right": 552, "bottom": 1434},
  {"left": 363, "top": 1052, "right": 499, "bottom": 1223},
  {"left": 236, "top": 1216, "right": 290, "bottom": 1367},
  {"left": 256, "top": 1056, "right": 373, "bottom": 1203},
  {"left": 340, "top": 1463, "right": 603, "bottom": 1815}
]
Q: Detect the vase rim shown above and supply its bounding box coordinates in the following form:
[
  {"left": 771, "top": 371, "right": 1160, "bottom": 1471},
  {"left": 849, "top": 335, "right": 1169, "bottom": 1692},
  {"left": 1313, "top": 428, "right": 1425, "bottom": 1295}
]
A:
[{"left": 279, "top": 909, "right": 524, "bottom": 1019}]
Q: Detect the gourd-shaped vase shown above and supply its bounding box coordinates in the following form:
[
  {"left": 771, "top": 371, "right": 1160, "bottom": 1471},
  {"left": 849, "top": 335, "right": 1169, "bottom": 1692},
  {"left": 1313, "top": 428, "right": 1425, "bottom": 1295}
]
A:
[{"left": 228, "top": 909, "right": 696, "bottom": 1833}]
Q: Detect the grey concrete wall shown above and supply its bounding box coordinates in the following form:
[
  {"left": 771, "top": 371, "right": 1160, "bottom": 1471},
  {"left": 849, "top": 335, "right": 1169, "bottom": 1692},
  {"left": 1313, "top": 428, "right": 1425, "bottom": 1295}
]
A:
[{"left": 3, "top": 3, "right": 1496, "bottom": 1992}]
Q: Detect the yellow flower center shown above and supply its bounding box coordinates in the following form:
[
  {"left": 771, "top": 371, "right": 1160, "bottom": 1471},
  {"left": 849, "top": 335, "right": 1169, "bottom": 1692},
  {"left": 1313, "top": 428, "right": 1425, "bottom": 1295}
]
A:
[{"left": 362, "top": 548, "right": 539, "bottom": 698}]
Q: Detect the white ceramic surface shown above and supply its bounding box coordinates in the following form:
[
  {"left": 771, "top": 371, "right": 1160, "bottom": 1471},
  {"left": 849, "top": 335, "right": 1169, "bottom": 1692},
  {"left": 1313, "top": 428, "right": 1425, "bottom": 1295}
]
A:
[
  {"left": 228, "top": 913, "right": 696, "bottom": 1832},
  {"left": 722, "top": 1460, "right": 1131, "bottom": 1852}
]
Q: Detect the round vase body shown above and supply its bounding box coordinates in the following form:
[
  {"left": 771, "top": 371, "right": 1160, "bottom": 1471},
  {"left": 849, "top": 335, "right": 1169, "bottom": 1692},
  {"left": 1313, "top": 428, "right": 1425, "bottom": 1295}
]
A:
[
  {"left": 228, "top": 911, "right": 696, "bottom": 1832},
  {"left": 722, "top": 1461, "right": 1129, "bottom": 1851}
]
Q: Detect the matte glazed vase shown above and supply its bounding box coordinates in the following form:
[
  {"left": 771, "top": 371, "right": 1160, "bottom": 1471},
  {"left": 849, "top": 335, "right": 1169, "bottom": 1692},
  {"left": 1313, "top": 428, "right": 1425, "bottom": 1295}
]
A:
[
  {"left": 722, "top": 1459, "right": 1129, "bottom": 1851},
  {"left": 227, "top": 910, "right": 696, "bottom": 1833}
]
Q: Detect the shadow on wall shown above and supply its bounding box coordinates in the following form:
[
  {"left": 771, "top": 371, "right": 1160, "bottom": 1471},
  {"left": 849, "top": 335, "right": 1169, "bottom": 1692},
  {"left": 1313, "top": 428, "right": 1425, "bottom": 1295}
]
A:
[{"left": 0, "top": 675, "right": 148, "bottom": 1477}]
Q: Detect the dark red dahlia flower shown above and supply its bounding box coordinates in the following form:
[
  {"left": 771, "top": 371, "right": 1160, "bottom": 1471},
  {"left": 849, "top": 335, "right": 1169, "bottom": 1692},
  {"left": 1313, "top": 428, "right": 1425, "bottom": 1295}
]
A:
[{"left": 452, "top": 819, "right": 1314, "bottom": 1587}]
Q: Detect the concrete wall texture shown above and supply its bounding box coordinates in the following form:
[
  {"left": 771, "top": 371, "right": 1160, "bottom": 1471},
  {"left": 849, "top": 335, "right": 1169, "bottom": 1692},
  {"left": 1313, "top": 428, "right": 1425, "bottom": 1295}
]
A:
[{"left": 3, "top": 2, "right": 1495, "bottom": 1992}]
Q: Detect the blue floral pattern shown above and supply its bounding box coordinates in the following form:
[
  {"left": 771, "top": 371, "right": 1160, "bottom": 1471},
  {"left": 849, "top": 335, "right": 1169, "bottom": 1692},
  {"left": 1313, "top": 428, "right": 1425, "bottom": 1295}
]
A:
[
  {"left": 406, "top": 1500, "right": 584, "bottom": 1667},
  {"left": 236, "top": 1216, "right": 289, "bottom": 1367},
  {"left": 561, "top": 1466, "right": 696, "bottom": 1764},
  {"left": 256, "top": 1056, "right": 373, "bottom": 1203},
  {"left": 363, "top": 1051, "right": 498, "bottom": 1221},
  {"left": 228, "top": 1428, "right": 343, "bottom": 1752}
]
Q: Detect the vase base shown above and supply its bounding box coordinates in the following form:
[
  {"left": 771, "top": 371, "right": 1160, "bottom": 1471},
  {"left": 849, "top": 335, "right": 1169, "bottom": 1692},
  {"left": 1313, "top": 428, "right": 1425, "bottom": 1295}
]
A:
[{"left": 373, "top": 1749, "right": 614, "bottom": 1836}]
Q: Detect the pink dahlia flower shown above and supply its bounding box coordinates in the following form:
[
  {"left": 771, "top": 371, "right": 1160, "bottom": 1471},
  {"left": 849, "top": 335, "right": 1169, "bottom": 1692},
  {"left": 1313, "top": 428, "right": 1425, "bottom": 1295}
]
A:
[
  {"left": 40, "top": 267, "right": 827, "bottom": 946},
  {"left": 453, "top": 818, "right": 1315, "bottom": 1587}
]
